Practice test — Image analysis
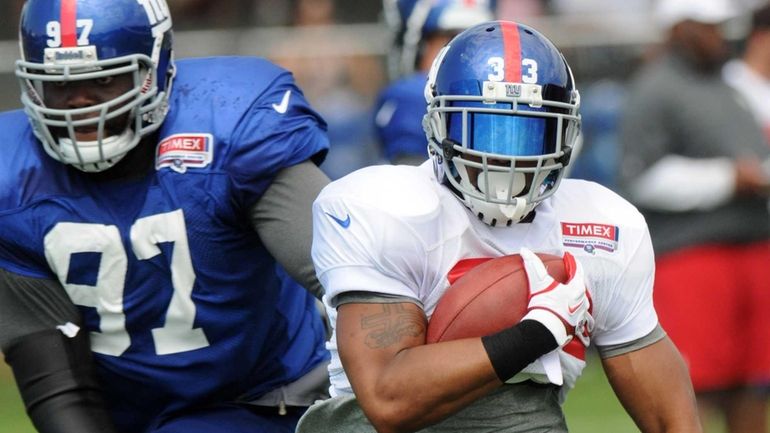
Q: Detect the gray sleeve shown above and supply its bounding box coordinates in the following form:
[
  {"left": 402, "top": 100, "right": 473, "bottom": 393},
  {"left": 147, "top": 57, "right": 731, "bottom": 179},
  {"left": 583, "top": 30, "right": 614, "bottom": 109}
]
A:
[
  {"left": 595, "top": 323, "right": 667, "bottom": 359},
  {"left": 332, "top": 291, "right": 424, "bottom": 310},
  {"left": 250, "top": 160, "right": 330, "bottom": 300},
  {"left": 0, "top": 268, "right": 80, "bottom": 352}
]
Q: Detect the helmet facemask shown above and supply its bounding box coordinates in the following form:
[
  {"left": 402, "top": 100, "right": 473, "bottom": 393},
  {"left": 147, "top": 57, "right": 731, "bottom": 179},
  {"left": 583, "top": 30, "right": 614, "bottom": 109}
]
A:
[
  {"left": 14, "top": 0, "right": 175, "bottom": 173},
  {"left": 16, "top": 54, "right": 169, "bottom": 173},
  {"left": 426, "top": 80, "right": 581, "bottom": 226}
]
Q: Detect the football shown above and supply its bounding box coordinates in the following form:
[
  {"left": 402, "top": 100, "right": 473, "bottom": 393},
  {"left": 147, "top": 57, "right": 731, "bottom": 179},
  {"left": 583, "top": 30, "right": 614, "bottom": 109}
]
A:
[{"left": 426, "top": 253, "right": 569, "bottom": 343}]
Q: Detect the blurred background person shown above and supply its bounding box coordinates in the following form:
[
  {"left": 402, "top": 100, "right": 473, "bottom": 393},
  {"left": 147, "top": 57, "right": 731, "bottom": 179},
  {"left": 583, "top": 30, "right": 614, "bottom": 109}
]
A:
[
  {"left": 372, "top": 0, "right": 496, "bottom": 166},
  {"left": 545, "top": 0, "right": 653, "bottom": 191},
  {"left": 723, "top": 2, "right": 770, "bottom": 144},
  {"left": 618, "top": 1, "right": 770, "bottom": 432}
]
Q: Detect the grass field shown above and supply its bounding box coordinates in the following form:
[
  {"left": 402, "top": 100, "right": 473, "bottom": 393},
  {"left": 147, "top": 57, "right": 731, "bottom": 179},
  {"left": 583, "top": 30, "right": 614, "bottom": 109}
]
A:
[{"left": 0, "top": 353, "right": 741, "bottom": 433}]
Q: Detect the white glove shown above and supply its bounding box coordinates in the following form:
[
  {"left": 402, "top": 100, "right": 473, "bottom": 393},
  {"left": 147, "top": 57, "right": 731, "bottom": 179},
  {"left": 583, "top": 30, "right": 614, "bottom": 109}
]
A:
[{"left": 520, "top": 247, "right": 593, "bottom": 348}]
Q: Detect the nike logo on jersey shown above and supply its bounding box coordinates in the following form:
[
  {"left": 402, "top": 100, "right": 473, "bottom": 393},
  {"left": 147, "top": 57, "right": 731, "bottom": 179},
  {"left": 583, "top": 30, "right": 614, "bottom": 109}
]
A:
[
  {"left": 272, "top": 90, "right": 292, "bottom": 114},
  {"left": 568, "top": 299, "right": 585, "bottom": 314},
  {"left": 325, "top": 212, "right": 351, "bottom": 229}
]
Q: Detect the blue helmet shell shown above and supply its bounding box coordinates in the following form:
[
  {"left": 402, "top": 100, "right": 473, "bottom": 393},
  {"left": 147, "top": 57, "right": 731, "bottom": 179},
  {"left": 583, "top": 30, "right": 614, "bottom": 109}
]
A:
[{"left": 424, "top": 21, "right": 581, "bottom": 226}]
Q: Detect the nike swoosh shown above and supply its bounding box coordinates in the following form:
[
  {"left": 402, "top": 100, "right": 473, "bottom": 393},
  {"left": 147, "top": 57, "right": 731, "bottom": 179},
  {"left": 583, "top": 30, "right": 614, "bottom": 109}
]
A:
[
  {"left": 272, "top": 90, "right": 292, "bottom": 114},
  {"left": 568, "top": 300, "right": 584, "bottom": 314},
  {"left": 325, "top": 212, "right": 351, "bottom": 229}
]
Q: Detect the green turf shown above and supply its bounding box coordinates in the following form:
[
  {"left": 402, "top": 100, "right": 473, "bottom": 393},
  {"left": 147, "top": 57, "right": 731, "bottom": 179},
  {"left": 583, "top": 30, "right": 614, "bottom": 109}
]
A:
[
  {"left": 0, "top": 357, "right": 34, "bottom": 433},
  {"left": 563, "top": 355, "right": 641, "bottom": 432}
]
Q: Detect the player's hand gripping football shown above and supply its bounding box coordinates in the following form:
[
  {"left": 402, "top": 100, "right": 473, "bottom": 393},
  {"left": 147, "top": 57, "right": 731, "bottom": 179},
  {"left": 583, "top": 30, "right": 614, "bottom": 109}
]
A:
[{"left": 520, "top": 247, "right": 594, "bottom": 348}]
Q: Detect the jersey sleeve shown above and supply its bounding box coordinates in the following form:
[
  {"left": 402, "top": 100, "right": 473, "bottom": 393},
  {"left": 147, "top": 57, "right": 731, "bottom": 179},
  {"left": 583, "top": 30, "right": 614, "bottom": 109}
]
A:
[
  {"left": 591, "top": 223, "right": 659, "bottom": 347},
  {"left": 0, "top": 212, "right": 54, "bottom": 279},
  {"left": 311, "top": 193, "right": 425, "bottom": 306},
  {"left": 227, "top": 71, "right": 330, "bottom": 209}
]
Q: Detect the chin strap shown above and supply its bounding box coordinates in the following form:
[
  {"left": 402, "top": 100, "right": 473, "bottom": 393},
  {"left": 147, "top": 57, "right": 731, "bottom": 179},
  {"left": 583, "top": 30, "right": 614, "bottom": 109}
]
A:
[{"left": 496, "top": 191, "right": 528, "bottom": 221}]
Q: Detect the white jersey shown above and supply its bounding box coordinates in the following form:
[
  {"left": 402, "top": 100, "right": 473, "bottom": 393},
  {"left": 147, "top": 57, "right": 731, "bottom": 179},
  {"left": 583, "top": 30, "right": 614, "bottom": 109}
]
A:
[
  {"left": 312, "top": 162, "right": 658, "bottom": 400},
  {"left": 723, "top": 59, "right": 770, "bottom": 143}
]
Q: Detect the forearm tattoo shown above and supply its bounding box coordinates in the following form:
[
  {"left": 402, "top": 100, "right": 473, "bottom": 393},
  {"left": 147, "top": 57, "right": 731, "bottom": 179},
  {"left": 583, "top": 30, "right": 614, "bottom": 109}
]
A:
[{"left": 361, "top": 304, "right": 425, "bottom": 349}]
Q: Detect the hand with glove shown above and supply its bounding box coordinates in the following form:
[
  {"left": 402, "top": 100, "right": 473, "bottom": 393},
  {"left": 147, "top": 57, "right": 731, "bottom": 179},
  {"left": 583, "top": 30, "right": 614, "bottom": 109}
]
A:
[{"left": 520, "top": 247, "right": 594, "bottom": 348}]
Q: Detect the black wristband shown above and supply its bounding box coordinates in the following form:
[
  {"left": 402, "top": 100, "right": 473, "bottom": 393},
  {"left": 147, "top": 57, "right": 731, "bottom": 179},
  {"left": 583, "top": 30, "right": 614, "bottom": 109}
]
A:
[{"left": 481, "top": 320, "right": 559, "bottom": 382}]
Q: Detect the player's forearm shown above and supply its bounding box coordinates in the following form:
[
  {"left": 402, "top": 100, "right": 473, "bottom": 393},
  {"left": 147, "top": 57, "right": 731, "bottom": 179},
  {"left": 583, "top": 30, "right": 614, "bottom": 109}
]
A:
[
  {"left": 604, "top": 338, "right": 702, "bottom": 433},
  {"left": 339, "top": 301, "right": 558, "bottom": 433},
  {"left": 351, "top": 338, "right": 501, "bottom": 433},
  {"left": 5, "top": 329, "right": 119, "bottom": 433}
]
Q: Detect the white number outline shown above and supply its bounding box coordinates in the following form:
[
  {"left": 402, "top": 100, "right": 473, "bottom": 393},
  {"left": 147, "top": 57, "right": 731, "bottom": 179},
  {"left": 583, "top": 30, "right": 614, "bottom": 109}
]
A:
[
  {"left": 488, "top": 57, "right": 504, "bottom": 82},
  {"left": 45, "top": 19, "right": 94, "bottom": 48},
  {"left": 46, "top": 21, "right": 61, "bottom": 48},
  {"left": 522, "top": 58, "right": 539, "bottom": 84},
  {"left": 44, "top": 209, "right": 209, "bottom": 356},
  {"left": 76, "top": 19, "right": 94, "bottom": 46},
  {"left": 486, "top": 57, "right": 540, "bottom": 84}
]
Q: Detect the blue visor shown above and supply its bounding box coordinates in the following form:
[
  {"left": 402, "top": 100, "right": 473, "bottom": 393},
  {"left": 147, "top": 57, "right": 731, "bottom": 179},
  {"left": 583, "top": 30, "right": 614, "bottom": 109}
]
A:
[{"left": 446, "top": 103, "right": 557, "bottom": 156}]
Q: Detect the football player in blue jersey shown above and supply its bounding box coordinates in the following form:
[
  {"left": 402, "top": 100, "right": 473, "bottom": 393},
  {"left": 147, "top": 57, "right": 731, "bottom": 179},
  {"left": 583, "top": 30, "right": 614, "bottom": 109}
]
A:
[
  {"left": 373, "top": 0, "right": 496, "bottom": 165},
  {"left": 0, "top": 1, "right": 331, "bottom": 433}
]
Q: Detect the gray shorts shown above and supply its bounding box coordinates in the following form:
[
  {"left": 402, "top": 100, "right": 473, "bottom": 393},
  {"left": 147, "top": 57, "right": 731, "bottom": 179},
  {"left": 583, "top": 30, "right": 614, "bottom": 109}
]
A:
[{"left": 296, "top": 381, "right": 567, "bottom": 433}]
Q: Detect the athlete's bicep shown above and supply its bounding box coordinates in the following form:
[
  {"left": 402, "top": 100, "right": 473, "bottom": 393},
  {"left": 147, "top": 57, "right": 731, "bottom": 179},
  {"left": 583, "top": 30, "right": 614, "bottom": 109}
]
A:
[{"left": 336, "top": 301, "right": 427, "bottom": 398}]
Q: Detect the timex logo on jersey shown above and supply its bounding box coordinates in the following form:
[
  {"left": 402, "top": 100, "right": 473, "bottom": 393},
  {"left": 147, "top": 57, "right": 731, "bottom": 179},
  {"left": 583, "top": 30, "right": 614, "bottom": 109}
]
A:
[
  {"left": 561, "top": 222, "right": 619, "bottom": 254},
  {"left": 156, "top": 133, "right": 214, "bottom": 174},
  {"left": 562, "top": 223, "right": 616, "bottom": 240}
]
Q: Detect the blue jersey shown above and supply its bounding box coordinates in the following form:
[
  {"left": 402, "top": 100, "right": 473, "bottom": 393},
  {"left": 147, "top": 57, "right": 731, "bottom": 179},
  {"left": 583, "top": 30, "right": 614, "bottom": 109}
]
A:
[
  {"left": 0, "top": 57, "right": 329, "bottom": 432},
  {"left": 373, "top": 72, "right": 430, "bottom": 161}
]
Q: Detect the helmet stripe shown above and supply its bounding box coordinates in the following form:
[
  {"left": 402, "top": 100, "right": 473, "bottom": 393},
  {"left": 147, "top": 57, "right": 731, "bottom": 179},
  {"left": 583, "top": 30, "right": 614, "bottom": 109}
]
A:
[
  {"left": 60, "top": 0, "right": 78, "bottom": 47},
  {"left": 500, "top": 21, "right": 522, "bottom": 82}
]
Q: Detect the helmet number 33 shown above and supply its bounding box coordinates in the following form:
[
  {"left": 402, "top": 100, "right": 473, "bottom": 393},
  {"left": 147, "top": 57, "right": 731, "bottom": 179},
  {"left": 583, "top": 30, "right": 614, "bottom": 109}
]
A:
[{"left": 488, "top": 57, "right": 539, "bottom": 84}]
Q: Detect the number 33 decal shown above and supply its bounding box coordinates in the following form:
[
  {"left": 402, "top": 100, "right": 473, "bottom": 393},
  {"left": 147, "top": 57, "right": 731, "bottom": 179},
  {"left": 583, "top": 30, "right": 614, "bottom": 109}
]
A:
[
  {"left": 44, "top": 210, "right": 209, "bottom": 357},
  {"left": 488, "top": 57, "right": 539, "bottom": 84}
]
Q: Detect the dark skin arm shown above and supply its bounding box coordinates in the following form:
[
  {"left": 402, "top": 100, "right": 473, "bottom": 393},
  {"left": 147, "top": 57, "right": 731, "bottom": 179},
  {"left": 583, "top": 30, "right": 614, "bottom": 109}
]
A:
[
  {"left": 336, "top": 302, "right": 502, "bottom": 433},
  {"left": 602, "top": 336, "right": 702, "bottom": 433}
]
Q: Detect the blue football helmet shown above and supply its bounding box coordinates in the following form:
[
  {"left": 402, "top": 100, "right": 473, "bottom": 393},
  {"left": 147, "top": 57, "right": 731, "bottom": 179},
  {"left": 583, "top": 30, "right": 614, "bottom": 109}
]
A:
[
  {"left": 383, "top": 0, "right": 496, "bottom": 78},
  {"left": 424, "top": 21, "right": 581, "bottom": 226},
  {"left": 15, "top": 0, "right": 175, "bottom": 172}
]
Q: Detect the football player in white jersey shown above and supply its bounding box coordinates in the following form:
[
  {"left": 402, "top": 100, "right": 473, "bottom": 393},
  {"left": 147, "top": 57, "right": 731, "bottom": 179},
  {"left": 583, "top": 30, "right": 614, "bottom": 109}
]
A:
[{"left": 298, "top": 21, "right": 701, "bottom": 433}]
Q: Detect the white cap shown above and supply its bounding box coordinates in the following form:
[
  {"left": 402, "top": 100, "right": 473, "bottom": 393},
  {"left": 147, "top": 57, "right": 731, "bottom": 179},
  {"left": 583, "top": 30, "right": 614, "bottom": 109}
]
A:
[{"left": 655, "top": 0, "right": 740, "bottom": 29}]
